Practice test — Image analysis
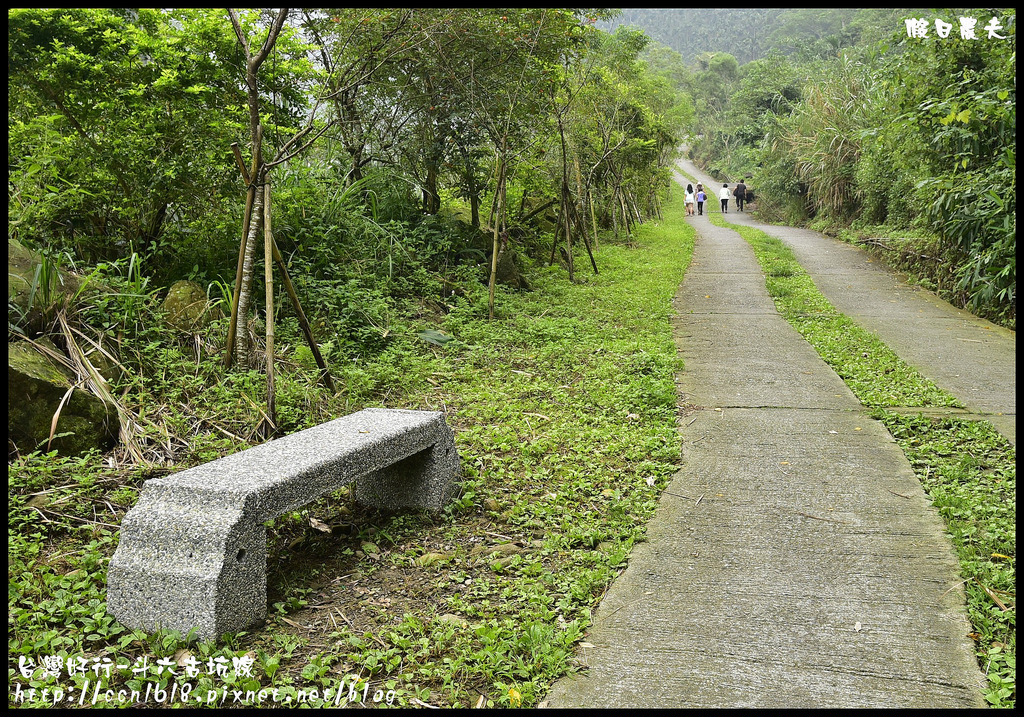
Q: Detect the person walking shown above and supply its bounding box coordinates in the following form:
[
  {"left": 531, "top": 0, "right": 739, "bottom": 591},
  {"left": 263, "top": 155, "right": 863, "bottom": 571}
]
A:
[
  {"left": 719, "top": 183, "right": 731, "bottom": 213},
  {"left": 734, "top": 180, "right": 747, "bottom": 212},
  {"left": 696, "top": 187, "right": 706, "bottom": 216},
  {"left": 685, "top": 184, "right": 696, "bottom": 216}
]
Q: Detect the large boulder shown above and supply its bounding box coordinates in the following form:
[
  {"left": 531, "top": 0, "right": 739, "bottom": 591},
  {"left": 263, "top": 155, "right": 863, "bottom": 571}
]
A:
[
  {"left": 494, "top": 248, "right": 530, "bottom": 291},
  {"left": 8, "top": 340, "right": 119, "bottom": 457},
  {"left": 161, "top": 280, "right": 221, "bottom": 332},
  {"left": 8, "top": 238, "right": 92, "bottom": 334}
]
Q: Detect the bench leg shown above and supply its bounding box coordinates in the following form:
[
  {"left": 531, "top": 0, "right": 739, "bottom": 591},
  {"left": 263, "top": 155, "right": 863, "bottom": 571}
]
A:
[
  {"left": 355, "top": 432, "right": 460, "bottom": 511},
  {"left": 107, "top": 489, "right": 268, "bottom": 641}
]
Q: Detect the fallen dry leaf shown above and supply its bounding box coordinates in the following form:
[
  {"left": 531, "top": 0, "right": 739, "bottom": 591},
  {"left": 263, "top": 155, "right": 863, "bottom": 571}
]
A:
[{"left": 980, "top": 582, "right": 1009, "bottom": 611}]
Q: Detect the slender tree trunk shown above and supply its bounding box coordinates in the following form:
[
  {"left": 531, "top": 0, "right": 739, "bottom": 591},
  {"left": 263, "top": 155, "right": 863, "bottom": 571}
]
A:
[
  {"left": 227, "top": 8, "right": 284, "bottom": 371},
  {"left": 470, "top": 192, "right": 480, "bottom": 229},
  {"left": 270, "top": 235, "right": 335, "bottom": 392},
  {"left": 424, "top": 164, "right": 440, "bottom": 214},
  {"left": 264, "top": 182, "right": 276, "bottom": 429},
  {"left": 231, "top": 117, "right": 263, "bottom": 370},
  {"left": 234, "top": 188, "right": 263, "bottom": 369},
  {"left": 459, "top": 144, "right": 481, "bottom": 228},
  {"left": 620, "top": 192, "right": 632, "bottom": 234},
  {"left": 611, "top": 187, "right": 620, "bottom": 240},
  {"left": 556, "top": 113, "right": 575, "bottom": 281},
  {"left": 629, "top": 194, "right": 640, "bottom": 223},
  {"left": 487, "top": 153, "right": 506, "bottom": 320},
  {"left": 338, "top": 90, "right": 366, "bottom": 185},
  {"left": 549, "top": 205, "right": 562, "bottom": 266},
  {"left": 572, "top": 200, "right": 598, "bottom": 274},
  {"left": 224, "top": 182, "right": 256, "bottom": 367},
  {"left": 564, "top": 199, "right": 574, "bottom": 282},
  {"left": 589, "top": 189, "right": 599, "bottom": 250}
]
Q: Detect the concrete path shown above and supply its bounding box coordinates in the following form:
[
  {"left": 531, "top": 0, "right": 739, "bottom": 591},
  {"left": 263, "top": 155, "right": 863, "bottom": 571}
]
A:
[
  {"left": 542, "top": 168, "right": 997, "bottom": 708},
  {"left": 681, "top": 157, "right": 1016, "bottom": 444}
]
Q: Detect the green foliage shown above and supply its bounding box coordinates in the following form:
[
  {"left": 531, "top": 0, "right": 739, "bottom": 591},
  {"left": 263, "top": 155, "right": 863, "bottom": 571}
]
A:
[
  {"left": 8, "top": 8, "right": 247, "bottom": 271},
  {"left": 603, "top": 9, "right": 788, "bottom": 64},
  {"left": 774, "top": 55, "right": 874, "bottom": 220},
  {"left": 558, "top": 25, "right": 688, "bottom": 243},
  {"left": 882, "top": 15, "right": 1017, "bottom": 325},
  {"left": 8, "top": 9, "right": 1012, "bottom": 706},
  {"left": 879, "top": 412, "right": 1016, "bottom": 708},
  {"left": 7, "top": 190, "right": 694, "bottom": 708},
  {"left": 721, "top": 217, "right": 962, "bottom": 409},
  {"left": 685, "top": 8, "right": 1015, "bottom": 327}
]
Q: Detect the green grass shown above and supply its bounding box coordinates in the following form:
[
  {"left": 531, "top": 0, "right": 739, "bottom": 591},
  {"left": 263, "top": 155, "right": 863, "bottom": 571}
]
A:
[
  {"left": 711, "top": 213, "right": 1016, "bottom": 709},
  {"left": 9, "top": 184, "right": 1012, "bottom": 708},
  {"left": 879, "top": 412, "right": 1016, "bottom": 707},
  {"left": 719, "top": 222, "right": 962, "bottom": 409},
  {"left": 8, "top": 194, "right": 696, "bottom": 708}
]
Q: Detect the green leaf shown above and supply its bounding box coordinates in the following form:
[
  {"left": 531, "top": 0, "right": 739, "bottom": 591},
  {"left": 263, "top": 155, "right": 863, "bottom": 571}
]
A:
[{"left": 418, "top": 329, "right": 454, "bottom": 346}]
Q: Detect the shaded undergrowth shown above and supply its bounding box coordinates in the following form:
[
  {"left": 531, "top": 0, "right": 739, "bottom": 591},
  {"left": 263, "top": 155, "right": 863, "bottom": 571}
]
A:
[{"left": 8, "top": 196, "right": 696, "bottom": 708}]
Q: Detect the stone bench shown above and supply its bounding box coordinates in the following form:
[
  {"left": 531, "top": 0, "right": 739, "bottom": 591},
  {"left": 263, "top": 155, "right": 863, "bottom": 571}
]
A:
[{"left": 107, "top": 408, "right": 459, "bottom": 640}]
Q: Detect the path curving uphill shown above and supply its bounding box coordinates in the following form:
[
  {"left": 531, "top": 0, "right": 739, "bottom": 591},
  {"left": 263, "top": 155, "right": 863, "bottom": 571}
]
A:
[{"left": 681, "top": 159, "right": 1014, "bottom": 446}]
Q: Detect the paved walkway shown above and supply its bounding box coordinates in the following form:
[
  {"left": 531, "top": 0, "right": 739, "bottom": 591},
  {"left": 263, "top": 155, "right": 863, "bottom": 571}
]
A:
[
  {"left": 542, "top": 163, "right": 1012, "bottom": 708},
  {"left": 695, "top": 161, "right": 1014, "bottom": 445}
]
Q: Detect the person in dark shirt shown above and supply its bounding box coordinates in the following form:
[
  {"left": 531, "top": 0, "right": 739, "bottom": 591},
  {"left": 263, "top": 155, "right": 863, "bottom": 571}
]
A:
[{"left": 734, "top": 181, "right": 747, "bottom": 212}]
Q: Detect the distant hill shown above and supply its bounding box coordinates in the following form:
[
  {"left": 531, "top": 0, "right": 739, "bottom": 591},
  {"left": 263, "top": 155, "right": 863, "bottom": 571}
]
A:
[
  {"left": 599, "top": 8, "right": 917, "bottom": 65},
  {"left": 599, "top": 8, "right": 790, "bottom": 64}
]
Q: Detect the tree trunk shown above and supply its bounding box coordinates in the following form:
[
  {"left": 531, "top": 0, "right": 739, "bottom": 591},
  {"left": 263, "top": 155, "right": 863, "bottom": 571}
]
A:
[
  {"left": 571, "top": 198, "right": 598, "bottom": 275},
  {"left": 470, "top": 193, "right": 480, "bottom": 229},
  {"left": 620, "top": 192, "right": 633, "bottom": 234},
  {"left": 564, "top": 201, "right": 574, "bottom": 282},
  {"left": 487, "top": 155, "right": 506, "bottom": 320},
  {"left": 270, "top": 235, "right": 335, "bottom": 393},
  {"left": 549, "top": 204, "right": 562, "bottom": 267},
  {"left": 224, "top": 183, "right": 256, "bottom": 367},
  {"left": 424, "top": 163, "right": 440, "bottom": 214},
  {"left": 611, "top": 187, "right": 620, "bottom": 240},
  {"left": 234, "top": 188, "right": 263, "bottom": 369},
  {"left": 263, "top": 183, "right": 276, "bottom": 430}
]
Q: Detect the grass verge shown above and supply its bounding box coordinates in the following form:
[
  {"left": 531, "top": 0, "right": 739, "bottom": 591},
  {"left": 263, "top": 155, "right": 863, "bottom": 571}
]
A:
[{"left": 8, "top": 195, "right": 695, "bottom": 708}]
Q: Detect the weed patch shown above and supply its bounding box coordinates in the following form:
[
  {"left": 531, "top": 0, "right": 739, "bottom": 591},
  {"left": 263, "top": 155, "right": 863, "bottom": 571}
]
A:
[{"left": 8, "top": 196, "right": 695, "bottom": 708}]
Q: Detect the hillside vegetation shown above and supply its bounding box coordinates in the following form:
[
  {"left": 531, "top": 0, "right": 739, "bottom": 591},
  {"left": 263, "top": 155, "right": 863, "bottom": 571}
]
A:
[
  {"left": 629, "top": 8, "right": 1016, "bottom": 327},
  {"left": 7, "top": 8, "right": 1015, "bottom": 708}
]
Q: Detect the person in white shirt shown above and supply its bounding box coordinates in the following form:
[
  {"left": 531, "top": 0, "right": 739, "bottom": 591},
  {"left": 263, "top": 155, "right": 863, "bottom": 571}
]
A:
[{"left": 719, "top": 183, "right": 731, "bottom": 213}]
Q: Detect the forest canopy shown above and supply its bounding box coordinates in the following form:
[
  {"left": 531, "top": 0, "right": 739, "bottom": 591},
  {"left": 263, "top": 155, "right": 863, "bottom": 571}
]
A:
[{"left": 8, "top": 7, "right": 1015, "bottom": 353}]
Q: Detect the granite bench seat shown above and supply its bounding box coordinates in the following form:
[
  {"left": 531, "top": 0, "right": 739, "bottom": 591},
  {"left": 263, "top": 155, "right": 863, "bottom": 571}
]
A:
[{"left": 107, "top": 408, "right": 459, "bottom": 640}]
